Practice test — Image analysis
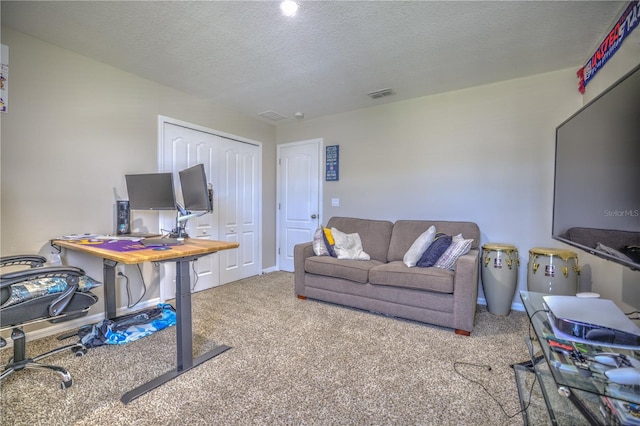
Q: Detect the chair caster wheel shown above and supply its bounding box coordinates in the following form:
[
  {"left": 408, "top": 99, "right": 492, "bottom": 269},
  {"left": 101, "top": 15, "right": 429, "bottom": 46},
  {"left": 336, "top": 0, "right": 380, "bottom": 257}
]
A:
[{"left": 60, "top": 379, "right": 73, "bottom": 389}]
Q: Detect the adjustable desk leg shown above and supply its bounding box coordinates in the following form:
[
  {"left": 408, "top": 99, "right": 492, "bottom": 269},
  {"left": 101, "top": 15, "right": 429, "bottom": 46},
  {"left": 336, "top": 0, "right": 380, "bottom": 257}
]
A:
[
  {"left": 120, "top": 256, "right": 231, "bottom": 404},
  {"left": 103, "top": 259, "right": 118, "bottom": 320},
  {"left": 176, "top": 259, "right": 193, "bottom": 371}
]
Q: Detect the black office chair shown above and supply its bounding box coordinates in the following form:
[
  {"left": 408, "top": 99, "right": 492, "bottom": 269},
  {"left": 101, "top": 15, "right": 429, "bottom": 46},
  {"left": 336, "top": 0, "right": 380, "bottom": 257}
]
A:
[{"left": 1, "top": 255, "right": 98, "bottom": 389}]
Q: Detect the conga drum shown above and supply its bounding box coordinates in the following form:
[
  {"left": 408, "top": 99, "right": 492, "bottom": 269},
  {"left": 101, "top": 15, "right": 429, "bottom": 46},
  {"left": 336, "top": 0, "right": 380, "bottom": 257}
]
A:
[
  {"left": 481, "top": 244, "right": 519, "bottom": 316},
  {"left": 527, "top": 248, "right": 580, "bottom": 295}
]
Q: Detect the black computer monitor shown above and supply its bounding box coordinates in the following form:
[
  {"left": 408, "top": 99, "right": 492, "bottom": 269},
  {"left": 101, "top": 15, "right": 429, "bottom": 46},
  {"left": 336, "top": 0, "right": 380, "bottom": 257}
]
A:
[
  {"left": 125, "top": 173, "right": 176, "bottom": 210},
  {"left": 179, "top": 164, "right": 212, "bottom": 212}
]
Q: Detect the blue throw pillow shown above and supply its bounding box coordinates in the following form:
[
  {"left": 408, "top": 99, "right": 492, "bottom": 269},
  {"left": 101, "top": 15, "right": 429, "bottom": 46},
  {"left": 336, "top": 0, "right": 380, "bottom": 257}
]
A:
[{"left": 416, "top": 234, "right": 452, "bottom": 267}]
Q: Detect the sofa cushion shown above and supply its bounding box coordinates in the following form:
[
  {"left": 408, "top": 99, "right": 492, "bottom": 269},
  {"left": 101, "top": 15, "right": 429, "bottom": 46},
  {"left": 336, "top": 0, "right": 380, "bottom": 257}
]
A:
[
  {"left": 305, "top": 256, "right": 382, "bottom": 284},
  {"left": 416, "top": 234, "right": 452, "bottom": 267},
  {"left": 326, "top": 217, "right": 393, "bottom": 263},
  {"left": 388, "top": 220, "right": 480, "bottom": 261},
  {"left": 369, "top": 261, "right": 454, "bottom": 293},
  {"left": 331, "top": 228, "right": 371, "bottom": 260}
]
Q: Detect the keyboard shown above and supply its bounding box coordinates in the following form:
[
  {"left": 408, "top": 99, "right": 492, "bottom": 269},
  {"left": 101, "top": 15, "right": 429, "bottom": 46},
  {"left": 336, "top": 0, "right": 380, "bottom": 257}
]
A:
[
  {"left": 95, "top": 235, "right": 142, "bottom": 241},
  {"left": 140, "top": 238, "right": 183, "bottom": 247},
  {"left": 124, "top": 232, "right": 162, "bottom": 238}
]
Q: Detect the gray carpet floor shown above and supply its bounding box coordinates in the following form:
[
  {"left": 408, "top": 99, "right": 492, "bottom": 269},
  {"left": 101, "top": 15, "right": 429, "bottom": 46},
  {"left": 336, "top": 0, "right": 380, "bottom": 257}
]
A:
[{"left": 2, "top": 272, "right": 540, "bottom": 425}]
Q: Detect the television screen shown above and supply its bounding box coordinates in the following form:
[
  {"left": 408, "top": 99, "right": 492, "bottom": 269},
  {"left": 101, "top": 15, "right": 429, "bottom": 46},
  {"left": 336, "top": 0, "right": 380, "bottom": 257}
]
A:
[
  {"left": 125, "top": 173, "right": 176, "bottom": 210},
  {"left": 552, "top": 63, "right": 640, "bottom": 269},
  {"left": 179, "top": 164, "right": 212, "bottom": 212}
]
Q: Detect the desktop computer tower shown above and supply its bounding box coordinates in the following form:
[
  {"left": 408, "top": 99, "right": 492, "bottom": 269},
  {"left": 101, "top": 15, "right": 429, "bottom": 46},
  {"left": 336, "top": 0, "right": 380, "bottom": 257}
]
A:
[{"left": 116, "top": 200, "right": 130, "bottom": 235}]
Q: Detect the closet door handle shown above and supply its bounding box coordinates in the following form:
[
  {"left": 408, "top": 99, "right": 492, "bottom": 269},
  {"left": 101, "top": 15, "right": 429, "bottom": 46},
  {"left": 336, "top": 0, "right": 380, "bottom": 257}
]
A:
[{"left": 311, "top": 214, "right": 317, "bottom": 219}]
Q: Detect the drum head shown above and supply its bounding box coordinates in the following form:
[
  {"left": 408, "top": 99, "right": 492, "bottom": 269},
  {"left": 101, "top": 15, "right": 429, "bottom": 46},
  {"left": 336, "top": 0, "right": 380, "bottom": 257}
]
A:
[
  {"left": 483, "top": 243, "right": 517, "bottom": 252},
  {"left": 529, "top": 247, "right": 578, "bottom": 262}
]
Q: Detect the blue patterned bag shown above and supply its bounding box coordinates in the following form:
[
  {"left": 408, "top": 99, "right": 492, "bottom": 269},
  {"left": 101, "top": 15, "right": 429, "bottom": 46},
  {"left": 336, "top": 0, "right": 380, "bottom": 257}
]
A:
[{"left": 79, "top": 304, "right": 176, "bottom": 348}]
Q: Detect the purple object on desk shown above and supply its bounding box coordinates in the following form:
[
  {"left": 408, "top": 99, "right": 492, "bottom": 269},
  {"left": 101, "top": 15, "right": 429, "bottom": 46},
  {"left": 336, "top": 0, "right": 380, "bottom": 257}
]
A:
[{"left": 71, "top": 239, "right": 147, "bottom": 252}]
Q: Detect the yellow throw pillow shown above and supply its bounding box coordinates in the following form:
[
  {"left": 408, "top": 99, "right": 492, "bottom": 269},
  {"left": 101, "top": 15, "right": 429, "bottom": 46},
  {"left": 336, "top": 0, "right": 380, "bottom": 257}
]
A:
[{"left": 323, "top": 227, "right": 335, "bottom": 246}]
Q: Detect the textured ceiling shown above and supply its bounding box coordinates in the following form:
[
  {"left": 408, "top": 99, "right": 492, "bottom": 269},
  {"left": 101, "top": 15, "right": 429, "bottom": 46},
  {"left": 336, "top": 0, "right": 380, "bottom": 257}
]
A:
[{"left": 1, "top": 1, "right": 629, "bottom": 124}]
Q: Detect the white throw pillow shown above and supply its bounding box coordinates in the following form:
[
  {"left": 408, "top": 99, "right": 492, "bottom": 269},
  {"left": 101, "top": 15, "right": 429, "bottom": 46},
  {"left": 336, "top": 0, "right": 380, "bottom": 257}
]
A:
[
  {"left": 403, "top": 226, "right": 436, "bottom": 267},
  {"left": 331, "top": 228, "right": 371, "bottom": 260},
  {"left": 596, "top": 242, "right": 634, "bottom": 262},
  {"left": 312, "top": 226, "right": 329, "bottom": 256},
  {"left": 434, "top": 233, "right": 473, "bottom": 270}
]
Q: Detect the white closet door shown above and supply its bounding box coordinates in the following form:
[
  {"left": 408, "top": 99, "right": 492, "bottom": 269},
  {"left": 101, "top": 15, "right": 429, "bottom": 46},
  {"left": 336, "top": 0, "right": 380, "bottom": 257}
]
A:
[
  {"left": 218, "top": 138, "right": 261, "bottom": 284},
  {"left": 160, "top": 123, "right": 220, "bottom": 298},
  {"left": 160, "top": 117, "right": 262, "bottom": 301}
]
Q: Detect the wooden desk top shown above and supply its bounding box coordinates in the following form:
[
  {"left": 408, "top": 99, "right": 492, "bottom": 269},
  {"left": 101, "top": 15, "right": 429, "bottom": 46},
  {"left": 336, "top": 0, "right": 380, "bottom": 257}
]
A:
[{"left": 53, "top": 238, "right": 239, "bottom": 265}]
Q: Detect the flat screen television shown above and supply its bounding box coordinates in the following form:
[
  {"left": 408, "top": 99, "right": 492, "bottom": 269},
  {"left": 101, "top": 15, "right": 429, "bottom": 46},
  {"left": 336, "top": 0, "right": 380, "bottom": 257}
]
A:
[
  {"left": 125, "top": 173, "right": 176, "bottom": 210},
  {"left": 179, "top": 164, "right": 212, "bottom": 212},
  {"left": 552, "top": 63, "right": 640, "bottom": 270}
]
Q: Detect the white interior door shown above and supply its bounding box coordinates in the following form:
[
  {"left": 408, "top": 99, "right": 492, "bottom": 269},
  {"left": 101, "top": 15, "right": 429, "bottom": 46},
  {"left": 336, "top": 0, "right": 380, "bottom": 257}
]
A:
[
  {"left": 277, "top": 139, "right": 322, "bottom": 272},
  {"left": 219, "top": 139, "right": 261, "bottom": 283}
]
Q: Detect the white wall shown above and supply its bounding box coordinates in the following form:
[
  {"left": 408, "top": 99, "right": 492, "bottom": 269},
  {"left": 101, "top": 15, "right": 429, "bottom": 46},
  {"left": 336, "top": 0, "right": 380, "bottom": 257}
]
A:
[
  {"left": 276, "top": 30, "right": 640, "bottom": 312},
  {"left": 0, "top": 29, "right": 278, "bottom": 318}
]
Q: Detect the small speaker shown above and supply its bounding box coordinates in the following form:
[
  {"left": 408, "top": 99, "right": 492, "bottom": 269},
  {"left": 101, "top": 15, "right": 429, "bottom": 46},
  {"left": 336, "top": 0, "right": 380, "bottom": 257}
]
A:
[{"left": 116, "top": 200, "right": 130, "bottom": 235}]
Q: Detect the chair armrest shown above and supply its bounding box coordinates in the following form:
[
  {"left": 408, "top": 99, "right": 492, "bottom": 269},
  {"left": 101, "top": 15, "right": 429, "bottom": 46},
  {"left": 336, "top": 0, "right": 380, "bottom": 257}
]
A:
[
  {"left": 452, "top": 249, "right": 480, "bottom": 333},
  {"left": 0, "top": 255, "right": 47, "bottom": 268},
  {"left": 1, "top": 266, "right": 85, "bottom": 288},
  {"left": 294, "top": 242, "right": 315, "bottom": 297},
  {"left": 1, "top": 266, "right": 86, "bottom": 317}
]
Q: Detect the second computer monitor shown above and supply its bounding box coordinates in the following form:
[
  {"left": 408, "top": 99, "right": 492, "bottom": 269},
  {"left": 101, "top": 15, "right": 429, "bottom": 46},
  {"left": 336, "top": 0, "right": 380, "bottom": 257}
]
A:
[
  {"left": 125, "top": 172, "right": 176, "bottom": 210},
  {"left": 179, "top": 164, "right": 212, "bottom": 212}
]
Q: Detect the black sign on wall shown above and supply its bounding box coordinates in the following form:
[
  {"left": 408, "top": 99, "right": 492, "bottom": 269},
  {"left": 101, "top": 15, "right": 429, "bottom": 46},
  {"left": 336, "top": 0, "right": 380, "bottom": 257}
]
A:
[{"left": 326, "top": 145, "right": 339, "bottom": 181}]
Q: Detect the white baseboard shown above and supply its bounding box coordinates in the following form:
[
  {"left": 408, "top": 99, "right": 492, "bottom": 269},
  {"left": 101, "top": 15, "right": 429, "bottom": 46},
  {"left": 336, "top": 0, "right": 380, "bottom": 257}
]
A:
[
  {"left": 1, "top": 297, "right": 161, "bottom": 348},
  {"left": 262, "top": 266, "right": 279, "bottom": 274}
]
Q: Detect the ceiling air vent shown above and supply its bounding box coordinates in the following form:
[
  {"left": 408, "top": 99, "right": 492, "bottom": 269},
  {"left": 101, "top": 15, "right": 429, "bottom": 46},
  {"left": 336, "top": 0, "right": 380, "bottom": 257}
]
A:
[
  {"left": 258, "top": 110, "right": 287, "bottom": 121},
  {"left": 367, "top": 88, "right": 396, "bottom": 99}
]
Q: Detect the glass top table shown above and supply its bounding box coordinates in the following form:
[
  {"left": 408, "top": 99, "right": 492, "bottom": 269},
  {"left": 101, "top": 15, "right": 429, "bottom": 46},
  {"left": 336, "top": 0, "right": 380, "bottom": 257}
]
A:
[{"left": 519, "top": 291, "right": 639, "bottom": 424}]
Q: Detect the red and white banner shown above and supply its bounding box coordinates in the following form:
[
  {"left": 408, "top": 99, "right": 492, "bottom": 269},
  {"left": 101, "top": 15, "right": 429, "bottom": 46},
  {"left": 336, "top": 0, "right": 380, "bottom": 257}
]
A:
[{"left": 577, "top": 0, "right": 639, "bottom": 93}]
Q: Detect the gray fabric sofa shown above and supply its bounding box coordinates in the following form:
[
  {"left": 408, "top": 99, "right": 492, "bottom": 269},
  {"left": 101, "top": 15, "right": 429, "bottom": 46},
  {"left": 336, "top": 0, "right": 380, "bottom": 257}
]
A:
[{"left": 294, "top": 217, "right": 481, "bottom": 335}]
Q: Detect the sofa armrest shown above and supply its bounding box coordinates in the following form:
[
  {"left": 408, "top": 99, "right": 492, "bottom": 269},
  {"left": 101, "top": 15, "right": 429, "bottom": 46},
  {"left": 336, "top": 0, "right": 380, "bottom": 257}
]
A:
[
  {"left": 452, "top": 249, "right": 480, "bottom": 333},
  {"left": 294, "top": 242, "right": 315, "bottom": 297}
]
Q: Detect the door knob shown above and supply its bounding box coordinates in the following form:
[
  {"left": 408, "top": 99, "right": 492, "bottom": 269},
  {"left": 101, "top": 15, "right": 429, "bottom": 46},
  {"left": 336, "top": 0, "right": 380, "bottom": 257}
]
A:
[{"left": 311, "top": 214, "right": 317, "bottom": 219}]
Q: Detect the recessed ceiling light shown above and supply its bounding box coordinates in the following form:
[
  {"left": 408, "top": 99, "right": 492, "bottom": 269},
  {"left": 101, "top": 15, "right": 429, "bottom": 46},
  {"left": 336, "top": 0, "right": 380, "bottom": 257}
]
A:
[{"left": 280, "top": 1, "right": 299, "bottom": 17}]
